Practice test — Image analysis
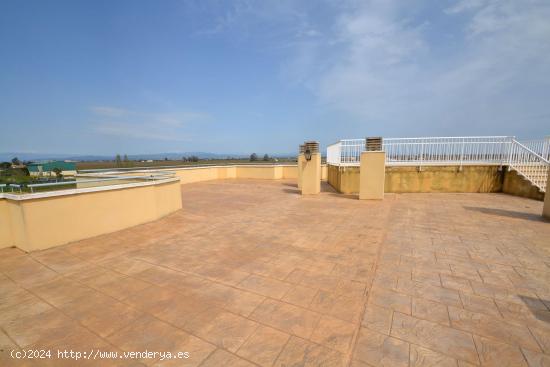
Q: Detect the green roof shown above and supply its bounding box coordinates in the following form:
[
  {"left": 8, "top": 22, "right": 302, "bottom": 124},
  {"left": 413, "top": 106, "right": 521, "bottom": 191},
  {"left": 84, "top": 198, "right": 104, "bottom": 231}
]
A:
[{"left": 26, "top": 161, "right": 76, "bottom": 172}]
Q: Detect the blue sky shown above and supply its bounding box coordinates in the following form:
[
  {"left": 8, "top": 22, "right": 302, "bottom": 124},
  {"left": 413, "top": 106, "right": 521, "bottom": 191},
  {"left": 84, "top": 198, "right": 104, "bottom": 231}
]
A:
[{"left": 1, "top": 0, "right": 549, "bottom": 155}]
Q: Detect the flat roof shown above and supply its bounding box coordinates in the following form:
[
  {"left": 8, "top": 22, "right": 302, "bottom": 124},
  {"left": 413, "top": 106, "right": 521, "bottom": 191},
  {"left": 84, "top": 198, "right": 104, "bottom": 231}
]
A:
[{"left": 0, "top": 179, "right": 548, "bottom": 366}]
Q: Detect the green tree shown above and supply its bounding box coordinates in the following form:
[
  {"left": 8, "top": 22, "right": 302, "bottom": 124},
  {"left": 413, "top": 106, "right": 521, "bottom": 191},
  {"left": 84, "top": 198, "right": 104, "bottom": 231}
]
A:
[
  {"left": 11, "top": 157, "right": 20, "bottom": 165},
  {"left": 115, "top": 154, "right": 121, "bottom": 167},
  {"left": 263, "top": 154, "right": 270, "bottom": 161},
  {"left": 250, "top": 153, "right": 258, "bottom": 162}
]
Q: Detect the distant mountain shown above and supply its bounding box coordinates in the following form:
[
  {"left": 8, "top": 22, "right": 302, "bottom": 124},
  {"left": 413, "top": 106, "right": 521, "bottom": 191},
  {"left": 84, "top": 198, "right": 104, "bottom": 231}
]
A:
[
  {"left": 0, "top": 151, "right": 295, "bottom": 162},
  {"left": 0, "top": 152, "right": 78, "bottom": 162},
  {"left": 124, "top": 152, "right": 249, "bottom": 160}
]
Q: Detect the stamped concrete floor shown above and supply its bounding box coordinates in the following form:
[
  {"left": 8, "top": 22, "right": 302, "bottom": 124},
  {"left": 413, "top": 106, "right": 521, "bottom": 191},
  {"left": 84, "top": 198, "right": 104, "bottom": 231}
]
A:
[{"left": 1, "top": 179, "right": 550, "bottom": 367}]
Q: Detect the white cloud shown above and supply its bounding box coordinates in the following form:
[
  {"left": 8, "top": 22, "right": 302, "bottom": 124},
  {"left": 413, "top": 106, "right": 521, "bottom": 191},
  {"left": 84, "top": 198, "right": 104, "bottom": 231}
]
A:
[
  {"left": 291, "top": 0, "right": 550, "bottom": 137},
  {"left": 445, "top": 0, "right": 485, "bottom": 14},
  {"left": 189, "top": 0, "right": 550, "bottom": 138}
]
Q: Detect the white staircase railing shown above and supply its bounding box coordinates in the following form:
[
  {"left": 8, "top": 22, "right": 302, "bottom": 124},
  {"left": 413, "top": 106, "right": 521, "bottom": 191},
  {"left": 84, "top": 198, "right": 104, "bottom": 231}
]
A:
[
  {"left": 518, "top": 137, "right": 550, "bottom": 161},
  {"left": 508, "top": 140, "right": 549, "bottom": 192}
]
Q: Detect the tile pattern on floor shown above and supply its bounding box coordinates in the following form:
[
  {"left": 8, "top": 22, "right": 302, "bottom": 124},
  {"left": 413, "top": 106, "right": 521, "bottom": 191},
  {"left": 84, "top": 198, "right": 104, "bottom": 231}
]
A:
[{"left": 1, "top": 179, "right": 549, "bottom": 366}]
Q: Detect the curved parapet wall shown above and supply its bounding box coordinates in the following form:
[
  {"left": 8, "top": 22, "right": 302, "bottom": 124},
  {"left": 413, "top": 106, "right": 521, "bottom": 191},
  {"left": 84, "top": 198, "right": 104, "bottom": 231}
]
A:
[
  {"left": 91, "top": 164, "right": 328, "bottom": 184},
  {"left": 0, "top": 164, "right": 330, "bottom": 252},
  {"left": 0, "top": 178, "right": 182, "bottom": 252}
]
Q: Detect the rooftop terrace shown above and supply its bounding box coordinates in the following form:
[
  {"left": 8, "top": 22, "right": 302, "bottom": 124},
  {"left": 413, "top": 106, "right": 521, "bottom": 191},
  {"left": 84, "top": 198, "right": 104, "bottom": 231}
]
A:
[{"left": 1, "top": 179, "right": 549, "bottom": 366}]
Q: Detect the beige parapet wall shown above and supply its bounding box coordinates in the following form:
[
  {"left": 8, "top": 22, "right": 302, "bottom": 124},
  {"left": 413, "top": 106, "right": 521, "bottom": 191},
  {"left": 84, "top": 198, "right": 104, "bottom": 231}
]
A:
[
  {"left": 0, "top": 178, "right": 182, "bottom": 252},
  {"left": 173, "top": 164, "right": 328, "bottom": 183},
  {"left": 76, "top": 177, "right": 140, "bottom": 188},
  {"left": 544, "top": 172, "right": 550, "bottom": 219},
  {"left": 328, "top": 164, "right": 544, "bottom": 200},
  {"left": 0, "top": 164, "right": 329, "bottom": 252},
  {"left": 101, "top": 164, "right": 328, "bottom": 184}
]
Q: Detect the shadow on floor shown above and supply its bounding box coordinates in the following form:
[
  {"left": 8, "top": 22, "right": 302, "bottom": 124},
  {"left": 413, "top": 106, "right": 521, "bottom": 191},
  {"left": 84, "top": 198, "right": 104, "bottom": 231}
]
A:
[
  {"left": 519, "top": 295, "right": 550, "bottom": 324},
  {"left": 321, "top": 182, "right": 338, "bottom": 193},
  {"left": 281, "top": 182, "right": 357, "bottom": 199},
  {"left": 282, "top": 183, "right": 298, "bottom": 188},
  {"left": 282, "top": 188, "right": 301, "bottom": 194},
  {"left": 463, "top": 206, "right": 546, "bottom": 222},
  {"left": 326, "top": 193, "right": 359, "bottom": 200}
]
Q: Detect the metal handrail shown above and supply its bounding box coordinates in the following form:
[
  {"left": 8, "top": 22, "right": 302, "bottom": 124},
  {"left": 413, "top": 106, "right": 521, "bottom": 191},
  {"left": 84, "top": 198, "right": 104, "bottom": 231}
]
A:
[
  {"left": 518, "top": 137, "right": 550, "bottom": 160},
  {"left": 508, "top": 140, "right": 549, "bottom": 192},
  {"left": 327, "top": 136, "right": 517, "bottom": 167},
  {"left": 511, "top": 140, "right": 550, "bottom": 164},
  {"left": 23, "top": 174, "right": 174, "bottom": 193}
]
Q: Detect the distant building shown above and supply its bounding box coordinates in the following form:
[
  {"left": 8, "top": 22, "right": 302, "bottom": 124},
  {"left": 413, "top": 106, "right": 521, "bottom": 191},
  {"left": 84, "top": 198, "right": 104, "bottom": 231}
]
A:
[{"left": 26, "top": 161, "right": 76, "bottom": 176}]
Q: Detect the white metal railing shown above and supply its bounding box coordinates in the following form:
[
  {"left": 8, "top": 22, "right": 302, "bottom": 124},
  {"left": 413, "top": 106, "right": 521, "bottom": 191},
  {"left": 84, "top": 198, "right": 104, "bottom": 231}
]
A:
[
  {"left": 326, "top": 135, "right": 549, "bottom": 192},
  {"left": 327, "top": 136, "right": 515, "bottom": 167},
  {"left": 327, "top": 139, "right": 365, "bottom": 166},
  {"left": 384, "top": 136, "right": 513, "bottom": 166},
  {"left": 519, "top": 137, "right": 550, "bottom": 161},
  {"left": 16, "top": 173, "right": 176, "bottom": 193},
  {"left": 326, "top": 142, "right": 341, "bottom": 165},
  {"left": 508, "top": 140, "right": 549, "bottom": 192}
]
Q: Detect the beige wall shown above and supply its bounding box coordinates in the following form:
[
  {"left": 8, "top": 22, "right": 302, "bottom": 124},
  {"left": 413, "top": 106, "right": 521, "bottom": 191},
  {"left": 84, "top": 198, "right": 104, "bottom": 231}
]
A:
[
  {"left": 328, "top": 165, "right": 506, "bottom": 195},
  {"left": 76, "top": 177, "right": 139, "bottom": 188},
  {"left": 359, "top": 151, "right": 385, "bottom": 200},
  {"left": 236, "top": 166, "right": 282, "bottom": 179},
  {"left": 0, "top": 179, "right": 182, "bottom": 252},
  {"left": 0, "top": 199, "right": 13, "bottom": 249},
  {"left": 328, "top": 165, "right": 360, "bottom": 194},
  {"left": 174, "top": 166, "right": 233, "bottom": 184},
  {"left": 385, "top": 166, "right": 504, "bottom": 194},
  {"left": 297, "top": 155, "right": 304, "bottom": 189},
  {"left": 121, "top": 164, "right": 325, "bottom": 185},
  {"left": 327, "top": 164, "right": 547, "bottom": 202},
  {"left": 543, "top": 172, "right": 550, "bottom": 219},
  {"left": 0, "top": 164, "right": 324, "bottom": 251},
  {"left": 301, "top": 154, "right": 321, "bottom": 195},
  {"left": 502, "top": 168, "right": 545, "bottom": 201}
]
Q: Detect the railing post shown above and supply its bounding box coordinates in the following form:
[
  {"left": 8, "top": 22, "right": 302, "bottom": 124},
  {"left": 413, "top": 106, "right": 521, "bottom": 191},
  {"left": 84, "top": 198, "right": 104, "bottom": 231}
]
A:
[
  {"left": 459, "top": 138, "right": 465, "bottom": 169},
  {"left": 507, "top": 136, "right": 515, "bottom": 167},
  {"left": 419, "top": 142, "right": 424, "bottom": 170}
]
